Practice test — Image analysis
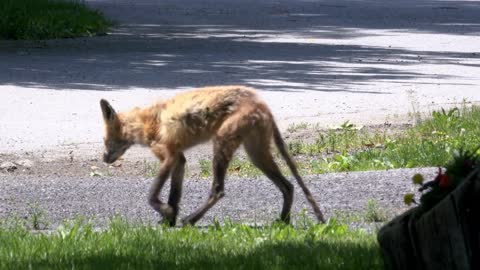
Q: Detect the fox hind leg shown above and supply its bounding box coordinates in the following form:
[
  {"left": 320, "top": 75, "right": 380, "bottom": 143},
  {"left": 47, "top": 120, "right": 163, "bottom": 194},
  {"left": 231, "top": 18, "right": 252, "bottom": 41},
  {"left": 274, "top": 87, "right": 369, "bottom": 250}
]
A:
[{"left": 244, "top": 133, "right": 294, "bottom": 223}]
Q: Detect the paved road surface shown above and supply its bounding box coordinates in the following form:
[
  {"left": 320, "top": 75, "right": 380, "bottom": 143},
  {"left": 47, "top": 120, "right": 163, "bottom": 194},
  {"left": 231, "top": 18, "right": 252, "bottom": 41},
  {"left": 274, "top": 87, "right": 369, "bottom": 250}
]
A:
[{"left": 1, "top": 0, "right": 479, "bottom": 157}]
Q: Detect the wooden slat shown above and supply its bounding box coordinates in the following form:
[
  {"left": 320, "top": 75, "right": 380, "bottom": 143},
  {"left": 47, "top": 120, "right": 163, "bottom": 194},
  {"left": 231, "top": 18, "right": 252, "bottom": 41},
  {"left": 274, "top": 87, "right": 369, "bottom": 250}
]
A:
[
  {"left": 413, "top": 194, "right": 470, "bottom": 270},
  {"left": 377, "top": 209, "right": 418, "bottom": 270}
]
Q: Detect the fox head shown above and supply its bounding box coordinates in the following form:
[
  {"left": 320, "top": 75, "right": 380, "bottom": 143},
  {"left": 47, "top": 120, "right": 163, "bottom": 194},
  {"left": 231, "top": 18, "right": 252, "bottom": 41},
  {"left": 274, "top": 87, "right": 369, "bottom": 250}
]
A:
[{"left": 100, "top": 99, "right": 133, "bottom": 164}]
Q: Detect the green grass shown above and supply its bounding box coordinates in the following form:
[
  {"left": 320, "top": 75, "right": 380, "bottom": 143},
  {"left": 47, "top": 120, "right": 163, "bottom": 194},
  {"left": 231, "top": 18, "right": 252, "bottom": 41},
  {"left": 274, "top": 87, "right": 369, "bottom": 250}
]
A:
[
  {"left": 0, "top": 0, "right": 112, "bottom": 40},
  {"left": 287, "top": 121, "right": 379, "bottom": 157},
  {"left": 0, "top": 219, "right": 382, "bottom": 270},
  {"left": 304, "top": 106, "right": 480, "bottom": 173}
]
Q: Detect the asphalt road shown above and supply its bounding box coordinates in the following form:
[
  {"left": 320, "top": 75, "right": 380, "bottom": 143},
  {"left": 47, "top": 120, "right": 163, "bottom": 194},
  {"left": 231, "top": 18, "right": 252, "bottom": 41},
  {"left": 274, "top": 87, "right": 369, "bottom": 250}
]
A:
[{"left": 1, "top": 0, "right": 480, "bottom": 157}]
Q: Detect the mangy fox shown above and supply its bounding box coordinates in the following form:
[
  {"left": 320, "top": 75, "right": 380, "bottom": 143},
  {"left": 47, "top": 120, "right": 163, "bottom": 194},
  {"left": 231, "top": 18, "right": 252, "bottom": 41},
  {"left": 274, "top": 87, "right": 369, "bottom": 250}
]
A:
[{"left": 100, "top": 85, "right": 325, "bottom": 226}]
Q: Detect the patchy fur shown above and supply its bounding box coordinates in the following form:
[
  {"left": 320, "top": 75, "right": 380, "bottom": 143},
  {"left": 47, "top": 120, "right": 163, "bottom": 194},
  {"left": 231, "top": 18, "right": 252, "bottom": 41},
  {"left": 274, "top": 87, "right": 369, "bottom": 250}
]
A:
[{"left": 100, "top": 85, "right": 325, "bottom": 226}]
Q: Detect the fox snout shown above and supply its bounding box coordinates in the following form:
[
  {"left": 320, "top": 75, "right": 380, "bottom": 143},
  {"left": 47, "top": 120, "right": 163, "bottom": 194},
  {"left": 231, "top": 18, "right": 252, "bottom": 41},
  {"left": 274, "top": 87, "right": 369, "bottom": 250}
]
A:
[
  {"left": 103, "top": 152, "right": 114, "bottom": 164},
  {"left": 102, "top": 144, "right": 130, "bottom": 164},
  {"left": 103, "top": 151, "right": 117, "bottom": 164}
]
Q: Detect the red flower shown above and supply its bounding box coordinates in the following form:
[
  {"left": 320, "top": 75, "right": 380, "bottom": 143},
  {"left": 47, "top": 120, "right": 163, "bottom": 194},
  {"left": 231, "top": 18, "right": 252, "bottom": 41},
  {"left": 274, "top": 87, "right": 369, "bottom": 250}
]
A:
[{"left": 438, "top": 174, "right": 450, "bottom": 188}]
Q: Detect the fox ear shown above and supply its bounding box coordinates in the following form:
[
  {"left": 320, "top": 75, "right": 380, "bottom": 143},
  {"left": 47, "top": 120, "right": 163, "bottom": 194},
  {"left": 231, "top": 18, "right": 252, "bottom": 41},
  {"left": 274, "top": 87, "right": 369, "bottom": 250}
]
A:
[{"left": 100, "top": 99, "right": 117, "bottom": 122}]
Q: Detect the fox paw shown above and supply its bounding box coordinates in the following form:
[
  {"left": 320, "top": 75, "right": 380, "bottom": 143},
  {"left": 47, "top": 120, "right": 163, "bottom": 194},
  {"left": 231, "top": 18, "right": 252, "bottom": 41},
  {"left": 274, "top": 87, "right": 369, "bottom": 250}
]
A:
[
  {"left": 181, "top": 216, "right": 196, "bottom": 227},
  {"left": 158, "top": 216, "right": 176, "bottom": 227}
]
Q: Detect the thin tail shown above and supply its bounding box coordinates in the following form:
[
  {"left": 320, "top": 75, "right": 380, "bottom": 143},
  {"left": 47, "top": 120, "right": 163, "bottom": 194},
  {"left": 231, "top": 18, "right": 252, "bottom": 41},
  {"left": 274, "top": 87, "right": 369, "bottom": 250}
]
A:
[{"left": 272, "top": 122, "right": 326, "bottom": 223}]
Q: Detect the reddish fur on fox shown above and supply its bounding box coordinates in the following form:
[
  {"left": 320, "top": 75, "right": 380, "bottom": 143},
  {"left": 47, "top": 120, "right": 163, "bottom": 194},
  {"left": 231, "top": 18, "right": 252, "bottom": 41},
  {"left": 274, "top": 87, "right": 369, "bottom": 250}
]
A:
[{"left": 100, "top": 85, "right": 325, "bottom": 226}]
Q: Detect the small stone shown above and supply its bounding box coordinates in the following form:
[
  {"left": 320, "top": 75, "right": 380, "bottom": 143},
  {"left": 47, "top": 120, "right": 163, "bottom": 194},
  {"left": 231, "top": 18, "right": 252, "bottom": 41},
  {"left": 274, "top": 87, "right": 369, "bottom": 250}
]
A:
[
  {"left": 16, "top": 159, "right": 34, "bottom": 168},
  {"left": 1, "top": 161, "right": 17, "bottom": 172},
  {"left": 110, "top": 161, "right": 122, "bottom": 168}
]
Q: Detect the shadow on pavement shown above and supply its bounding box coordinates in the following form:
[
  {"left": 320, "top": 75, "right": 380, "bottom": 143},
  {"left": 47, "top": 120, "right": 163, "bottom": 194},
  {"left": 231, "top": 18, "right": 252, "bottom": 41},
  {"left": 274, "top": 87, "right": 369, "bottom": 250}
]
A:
[{"left": 1, "top": 0, "right": 478, "bottom": 92}]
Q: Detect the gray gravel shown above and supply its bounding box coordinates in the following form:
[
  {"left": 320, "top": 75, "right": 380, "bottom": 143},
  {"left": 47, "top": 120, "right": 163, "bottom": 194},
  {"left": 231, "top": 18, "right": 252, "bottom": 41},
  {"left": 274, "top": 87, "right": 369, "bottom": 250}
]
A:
[{"left": 0, "top": 167, "right": 437, "bottom": 229}]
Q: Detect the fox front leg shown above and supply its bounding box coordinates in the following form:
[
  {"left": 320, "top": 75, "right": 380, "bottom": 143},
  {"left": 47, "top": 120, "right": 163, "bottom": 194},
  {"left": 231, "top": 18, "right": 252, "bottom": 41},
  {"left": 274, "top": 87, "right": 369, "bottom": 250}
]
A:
[
  {"left": 148, "top": 160, "right": 175, "bottom": 220},
  {"left": 148, "top": 145, "right": 177, "bottom": 223},
  {"left": 163, "top": 153, "right": 186, "bottom": 226}
]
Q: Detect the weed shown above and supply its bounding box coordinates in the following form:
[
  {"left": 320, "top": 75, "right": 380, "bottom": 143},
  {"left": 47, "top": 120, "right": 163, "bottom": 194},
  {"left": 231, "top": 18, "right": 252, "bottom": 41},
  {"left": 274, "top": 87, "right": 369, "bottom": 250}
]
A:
[
  {"left": 199, "top": 159, "right": 212, "bottom": 177},
  {"left": 287, "top": 122, "right": 309, "bottom": 133},
  {"left": 406, "top": 89, "right": 422, "bottom": 124},
  {"left": 331, "top": 210, "right": 363, "bottom": 224},
  {"left": 296, "top": 208, "right": 315, "bottom": 229},
  {"left": 288, "top": 140, "right": 304, "bottom": 155},
  {"left": 228, "top": 158, "right": 261, "bottom": 177},
  {"left": 143, "top": 160, "right": 160, "bottom": 178},
  {"left": 327, "top": 129, "right": 338, "bottom": 153},
  {"left": 431, "top": 107, "right": 459, "bottom": 128},
  {"left": 363, "top": 200, "right": 388, "bottom": 223},
  {"left": 340, "top": 120, "right": 355, "bottom": 131},
  {"left": 26, "top": 202, "right": 48, "bottom": 230}
]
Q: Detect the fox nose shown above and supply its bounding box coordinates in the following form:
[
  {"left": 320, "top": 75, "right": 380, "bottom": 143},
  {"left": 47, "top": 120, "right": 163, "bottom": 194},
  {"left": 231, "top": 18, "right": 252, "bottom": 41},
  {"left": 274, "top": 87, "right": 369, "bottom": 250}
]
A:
[{"left": 103, "top": 152, "right": 113, "bottom": 164}]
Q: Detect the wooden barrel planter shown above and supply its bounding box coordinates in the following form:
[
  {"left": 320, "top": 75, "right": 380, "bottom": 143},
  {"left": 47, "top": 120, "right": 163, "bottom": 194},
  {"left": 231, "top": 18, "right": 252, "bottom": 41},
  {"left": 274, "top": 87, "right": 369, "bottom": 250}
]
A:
[{"left": 378, "top": 169, "right": 480, "bottom": 270}]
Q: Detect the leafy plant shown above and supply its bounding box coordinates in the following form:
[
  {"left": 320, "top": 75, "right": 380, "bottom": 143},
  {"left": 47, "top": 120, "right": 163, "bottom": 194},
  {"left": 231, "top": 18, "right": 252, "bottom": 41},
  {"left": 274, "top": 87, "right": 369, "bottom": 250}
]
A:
[
  {"left": 328, "top": 151, "right": 358, "bottom": 171},
  {"left": 404, "top": 147, "right": 480, "bottom": 211},
  {"left": 431, "top": 108, "right": 459, "bottom": 129}
]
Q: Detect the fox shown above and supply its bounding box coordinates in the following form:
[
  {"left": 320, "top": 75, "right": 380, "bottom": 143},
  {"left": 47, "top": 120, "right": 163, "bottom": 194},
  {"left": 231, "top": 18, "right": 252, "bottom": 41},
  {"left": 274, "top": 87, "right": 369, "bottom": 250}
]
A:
[{"left": 100, "top": 85, "right": 326, "bottom": 226}]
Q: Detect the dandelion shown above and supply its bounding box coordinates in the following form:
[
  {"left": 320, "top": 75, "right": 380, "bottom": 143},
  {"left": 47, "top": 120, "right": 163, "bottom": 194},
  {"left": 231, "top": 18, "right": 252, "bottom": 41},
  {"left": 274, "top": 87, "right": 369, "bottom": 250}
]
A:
[
  {"left": 412, "top": 174, "right": 424, "bottom": 185},
  {"left": 403, "top": 193, "right": 416, "bottom": 206}
]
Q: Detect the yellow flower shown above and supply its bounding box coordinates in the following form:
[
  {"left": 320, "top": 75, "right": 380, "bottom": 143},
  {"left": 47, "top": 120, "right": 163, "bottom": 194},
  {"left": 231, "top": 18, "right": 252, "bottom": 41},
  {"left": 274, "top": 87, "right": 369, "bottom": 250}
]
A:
[
  {"left": 403, "top": 193, "right": 416, "bottom": 206},
  {"left": 412, "top": 174, "right": 424, "bottom": 185}
]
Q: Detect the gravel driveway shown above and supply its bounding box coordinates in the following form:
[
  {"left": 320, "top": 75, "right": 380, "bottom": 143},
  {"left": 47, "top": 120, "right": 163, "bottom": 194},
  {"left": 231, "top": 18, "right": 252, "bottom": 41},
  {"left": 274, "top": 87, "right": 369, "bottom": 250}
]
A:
[{"left": 0, "top": 168, "right": 437, "bottom": 229}]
